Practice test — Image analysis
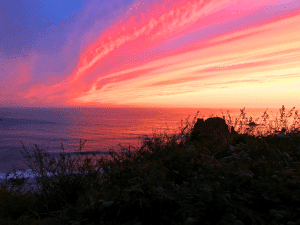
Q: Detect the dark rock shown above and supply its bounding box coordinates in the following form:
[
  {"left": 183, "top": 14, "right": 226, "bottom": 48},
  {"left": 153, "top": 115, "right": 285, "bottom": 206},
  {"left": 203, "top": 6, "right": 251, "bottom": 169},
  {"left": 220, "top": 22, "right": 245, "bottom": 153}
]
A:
[
  {"left": 190, "top": 117, "right": 236, "bottom": 146},
  {"left": 231, "top": 126, "right": 239, "bottom": 138}
]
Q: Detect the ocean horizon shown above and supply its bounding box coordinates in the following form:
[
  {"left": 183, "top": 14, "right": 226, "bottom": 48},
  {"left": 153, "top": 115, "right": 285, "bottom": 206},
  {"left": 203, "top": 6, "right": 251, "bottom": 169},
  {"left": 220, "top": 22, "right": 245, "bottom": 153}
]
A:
[{"left": 0, "top": 106, "right": 292, "bottom": 178}]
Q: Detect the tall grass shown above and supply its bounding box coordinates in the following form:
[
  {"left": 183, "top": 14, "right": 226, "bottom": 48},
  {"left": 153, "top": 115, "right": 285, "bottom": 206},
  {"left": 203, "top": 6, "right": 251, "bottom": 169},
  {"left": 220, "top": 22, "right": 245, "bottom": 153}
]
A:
[{"left": 0, "top": 105, "right": 300, "bottom": 225}]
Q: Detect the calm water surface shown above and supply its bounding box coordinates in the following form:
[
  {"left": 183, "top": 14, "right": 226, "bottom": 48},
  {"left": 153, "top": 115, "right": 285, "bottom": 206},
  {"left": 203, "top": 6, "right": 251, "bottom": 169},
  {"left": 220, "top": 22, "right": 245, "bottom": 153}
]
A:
[{"left": 0, "top": 106, "right": 291, "bottom": 178}]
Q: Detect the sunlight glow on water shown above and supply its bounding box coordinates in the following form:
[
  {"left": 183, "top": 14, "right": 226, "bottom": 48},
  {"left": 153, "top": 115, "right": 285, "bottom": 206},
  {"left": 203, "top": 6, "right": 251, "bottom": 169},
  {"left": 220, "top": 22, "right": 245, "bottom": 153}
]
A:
[{"left": 1, "top": 106, "right": 297, "bottom": 178}]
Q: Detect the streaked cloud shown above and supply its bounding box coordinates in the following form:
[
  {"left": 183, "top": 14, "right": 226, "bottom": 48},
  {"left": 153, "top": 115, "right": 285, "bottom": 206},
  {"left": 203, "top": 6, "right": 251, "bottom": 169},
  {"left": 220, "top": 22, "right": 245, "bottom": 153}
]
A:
[{"left": 1, "top": 0, "right": 299, "bottom": 109}]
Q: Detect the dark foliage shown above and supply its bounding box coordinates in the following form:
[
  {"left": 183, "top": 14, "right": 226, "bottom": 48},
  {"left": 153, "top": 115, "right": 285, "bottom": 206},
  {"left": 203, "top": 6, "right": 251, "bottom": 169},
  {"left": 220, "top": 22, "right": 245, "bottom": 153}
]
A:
[{"left": 1, "top": 105, "right": 300, "bottom": 225}]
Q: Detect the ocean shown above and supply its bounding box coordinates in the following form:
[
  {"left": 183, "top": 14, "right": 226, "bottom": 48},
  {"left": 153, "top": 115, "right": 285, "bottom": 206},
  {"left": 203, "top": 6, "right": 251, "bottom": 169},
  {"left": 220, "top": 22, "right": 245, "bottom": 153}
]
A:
[{"left": 0, "top": 106, "right": 291, "bottom": 180}]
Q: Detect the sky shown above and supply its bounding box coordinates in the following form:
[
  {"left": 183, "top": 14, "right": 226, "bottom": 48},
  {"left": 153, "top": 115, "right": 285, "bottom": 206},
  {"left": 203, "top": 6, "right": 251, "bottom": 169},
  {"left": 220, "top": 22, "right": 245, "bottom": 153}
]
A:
[{"left": 1, "top": 0, "right": 300, "bottom": 109}]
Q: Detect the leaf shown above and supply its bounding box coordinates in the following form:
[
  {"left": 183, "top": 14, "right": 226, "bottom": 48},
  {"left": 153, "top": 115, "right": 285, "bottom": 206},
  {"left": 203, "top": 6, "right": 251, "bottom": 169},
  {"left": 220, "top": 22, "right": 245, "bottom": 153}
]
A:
[
  {"left": 131, "top": 185, "right": 144, "bottom": 194},
  {"left": 271, "top": 198, "right": 281, "bottom": 202},
  {"left": 173, "top": 170, "right": 180, "bottom": 174},
  {"left": 269, "top": 209, "right": 278, "bottom": 216},
  {"left": 128, "top": 177, "right": 142, "bottom": 184},
  {"left": 243, "top": 193, "right": 251, "bottom": 199},
  {"left": 103, "top": 201, "right": 114, "bottom": 207}
]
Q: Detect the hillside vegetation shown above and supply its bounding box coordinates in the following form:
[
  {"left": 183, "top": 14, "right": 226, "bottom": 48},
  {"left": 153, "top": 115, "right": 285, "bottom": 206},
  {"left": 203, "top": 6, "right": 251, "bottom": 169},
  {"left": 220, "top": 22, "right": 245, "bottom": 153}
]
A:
[{"left": 0, "top": 105, "right": 300, "bottom": 225}]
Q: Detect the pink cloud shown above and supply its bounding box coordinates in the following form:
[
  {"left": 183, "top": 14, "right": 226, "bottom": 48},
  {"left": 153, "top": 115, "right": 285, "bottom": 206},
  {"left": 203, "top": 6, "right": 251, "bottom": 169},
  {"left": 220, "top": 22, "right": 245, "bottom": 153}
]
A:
[
  {"left": 7, "top": 0, "right": 298, "bottom": 108},
  {"left": 9, "top": 62, "right": 32, "bottom": 85},
  {"left": 70, "top": 10, "right": 300, "bottom": 108},
  {"left": 69, "top": 0, "right": 277, "bottom": 84}
]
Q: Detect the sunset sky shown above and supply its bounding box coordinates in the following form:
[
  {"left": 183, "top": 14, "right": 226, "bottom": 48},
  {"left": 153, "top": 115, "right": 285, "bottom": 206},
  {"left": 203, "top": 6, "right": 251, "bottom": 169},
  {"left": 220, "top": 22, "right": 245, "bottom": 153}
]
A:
[{"left": 1, "top": 0, "right": 300, "bottom": 109}]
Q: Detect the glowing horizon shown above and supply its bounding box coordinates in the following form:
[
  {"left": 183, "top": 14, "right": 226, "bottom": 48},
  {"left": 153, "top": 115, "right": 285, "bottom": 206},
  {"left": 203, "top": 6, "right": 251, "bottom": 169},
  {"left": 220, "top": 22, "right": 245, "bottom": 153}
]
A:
[{"left": 1, "top": 0, "right": 300, "bottom": 109}]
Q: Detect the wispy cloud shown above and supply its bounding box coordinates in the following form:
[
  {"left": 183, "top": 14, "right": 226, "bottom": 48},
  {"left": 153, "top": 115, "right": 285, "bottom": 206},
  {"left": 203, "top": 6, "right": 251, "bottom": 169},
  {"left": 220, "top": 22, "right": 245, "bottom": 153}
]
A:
[
  {"left": 1, "top": 0, "right": 300, "bottom": 108},
  {"left": 72, "top": 9, "right": 300, "bottom": 108},
  {"left": 70, "top": 0, "right": 277, "bottom": 82}
]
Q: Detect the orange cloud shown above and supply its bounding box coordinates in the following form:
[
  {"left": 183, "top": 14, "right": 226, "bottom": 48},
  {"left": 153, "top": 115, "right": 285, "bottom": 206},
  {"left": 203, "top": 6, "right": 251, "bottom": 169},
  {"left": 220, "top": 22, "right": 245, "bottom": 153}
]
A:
[
  {"left": 71, "top": 10, "right": 300, "bottom": 109},
  {"left": 16, "top": 1, "right": 299, "bottom": 109},
  {"left": 69, "top": 0, "right": 276, "bottom": 83}
]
